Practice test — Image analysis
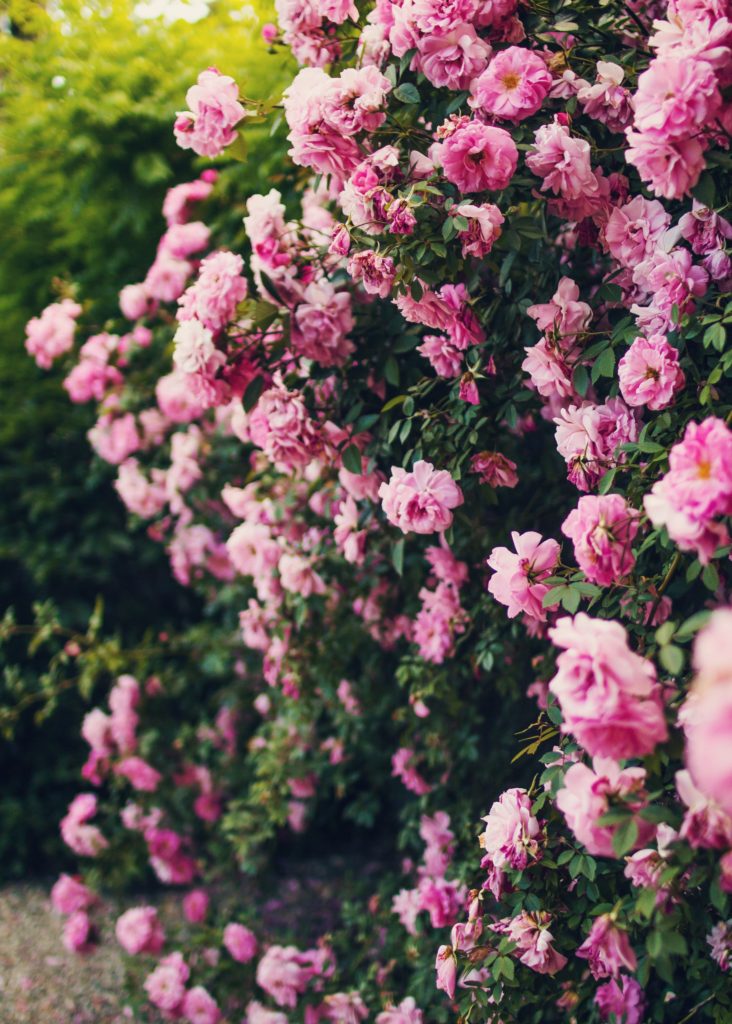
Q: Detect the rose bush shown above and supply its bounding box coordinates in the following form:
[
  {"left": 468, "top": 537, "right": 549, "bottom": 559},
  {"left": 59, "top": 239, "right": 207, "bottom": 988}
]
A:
[{"left": 19, "top": 0, "right": 732, "bottom": 1020}]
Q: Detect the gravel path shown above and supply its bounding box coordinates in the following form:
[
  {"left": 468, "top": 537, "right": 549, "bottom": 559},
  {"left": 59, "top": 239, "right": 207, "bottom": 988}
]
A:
[{"left": 0, "top": 883, "right": 129, "bottom": 1024}]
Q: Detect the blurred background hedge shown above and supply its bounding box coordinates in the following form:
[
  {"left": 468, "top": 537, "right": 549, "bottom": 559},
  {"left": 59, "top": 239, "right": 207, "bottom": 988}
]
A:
[{"left": 0, "top": 0, "right": 288, "bottom": 877}]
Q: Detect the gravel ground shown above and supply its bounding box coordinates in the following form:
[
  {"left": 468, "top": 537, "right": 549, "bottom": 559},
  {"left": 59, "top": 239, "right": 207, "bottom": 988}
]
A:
[
  {"left": 0, "top": 883, "right": 129, "bottom": 1024},
  {"left": 0, "top": 858, "right": 370, "bottom": 1023}
]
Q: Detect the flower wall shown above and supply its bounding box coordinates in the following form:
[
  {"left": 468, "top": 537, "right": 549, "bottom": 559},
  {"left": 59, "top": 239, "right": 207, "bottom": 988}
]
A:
[{"left": 21, "top": 0, "right": 732, "bottom": 1021}]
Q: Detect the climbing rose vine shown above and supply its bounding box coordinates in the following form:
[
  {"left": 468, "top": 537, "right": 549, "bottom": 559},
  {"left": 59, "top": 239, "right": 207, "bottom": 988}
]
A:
[{"left": 24, "top": 0, "right": 732, "bottom": 1021}]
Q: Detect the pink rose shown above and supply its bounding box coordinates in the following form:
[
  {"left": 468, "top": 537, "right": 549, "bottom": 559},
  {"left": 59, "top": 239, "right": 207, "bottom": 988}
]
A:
[
  {"left": 440, "top": 120, "right": 518, "bottom": 193},
  {"left": 576, "top": 915, "right": 637, "bottom": 978},
  {"left": 63, "top": 910, "right": 92, "bottom": 953},
  {"left": 470, "top": 47, "right": 551, "bottom": 121},
  {"left": 183, "top": 889, "right": 209, "bottom": 923},
  {"left": 480, "top": 788, "right": 544, "bottom": 870},
  {"left": 379, "top": 460, "right": 464, "bottom": 535},
  {"left": 223, "top": 922, "right": 258, "bottom": 962},
  {"left": 548, "top": 614, "right": 667, "bottom": 759},
  {"left": 556, "top": 758, "right": 653, "bottom": 857},
  {"left": 115, "top": 906, "right": 165, "bottom": 956},
  {"left": 182, "top": 985, "right": 221, "bottom": 1024},
  {"left": 618, "top": 334, "right": 685, "bottom": 410},
  {"left": 51, "top": 874, "right": 94, "bottom": 916},
  {"left": 486, "top": 530, "right": 560, "bottom": 622},
  {"left": 174, "top": 68, "right": 246, "bottom": 158},
  {"left": 561, "top": 494, "right": 640, "bottom": 586}
]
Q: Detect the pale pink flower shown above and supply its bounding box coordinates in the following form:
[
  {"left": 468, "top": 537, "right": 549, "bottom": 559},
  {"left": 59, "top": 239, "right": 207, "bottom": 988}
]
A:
[
  {"left": 527, "top": 118, "right": 598, "bottom": 200},
  {"left": 549, "top": 614, "right": 667, "bottom": 759},
  {"left": 480, "top": 788, "right": 544, "bottom": 870},
  {"left": 594, "top": 976, "right": 645, "bottom": 1023},
  {"left": 376, "top": 996, "right": 423, "bottom": 1024},
  {"left": 644, "top": 417, "right": 732, "bottom": 562},
  {"left": 160, "top": 221, "right": 211, "bottom": 260},
  {"left": 119, "top": 283, "right": 153, "bottom": 321},
  {"left": 418, "top": 334, "right": 463, "bottom": 378},
  {"left": 115, "top": 459, "right": 167, "bottom": 519},
  {"left": 492, "top": 911, "right": 567, "bottom": 975},
  {"left": 163, "top": 176, "right": 215, "bottom": 227},
  {"left": 618, "top": 334, "right": 685, "bottom": 410},
  {"left": 279, "top": 552, "right": 326, "bottom": 597},
  {"left": 439, "top": 121, "right": 518, "bottom": 193},
  {"left": 419, "top": 24, "right": 491, "bottom": 91},
  {"left": 292, "top": 280, "right": 354, "bottom": 366},
  {"left": 177, "top": 250, "right": 248, "bottom": 332},
  {"left": 676, "top": 769, "right": 732, "bottom": 849},
  {"left": 114, "top": 756, "right": 161, "bottom": 792},
  {"left": 115, "top": 906, "right": 165, "bottom": 956},
  {"left": 246, "top": 1002, "right": 288, "bottom": 1024},
  {"left": 576, "top": 915, "right": 637, "bottom": 979},
  {"left": 392, "top": 747, "right": 431, "bottom": 795},
  {"left": 60, "top": 794, "right": 108, "bottom": 857},
  {"left": 144, "top": 254, "right": 191, "bottom": 303},
  {"left": 392, "top": 887, "right": 422, "bottom": 935},
  {"left": 561, "top": 494, "right": 640, "bottom": 586},
  {"left": 469, "top": 47, "right": 551, "bottom": 121},
  {"left": 25, "top": 299, "right": 83, "bottom": 369},
  {"left": 248, "top": 381, "right": 323, "bottom": 472},
  {"left": 684, "top": 655, "right": 732, "bottom": 820},
  {"left": 63, "top": 911, "right": 92, "bottom": 953},
  {"left": 633, "top": 56, "right": 720, "bottom": 142},
  {"left": 51, "top": 875, "right": 94, "bottom": 915},
  {"left": 577, "top": 61, "right": 632, "bottom": 132},
  {"left": 527, "top": 276, "right": 591, "bottom": 344},
  {"left": 625, "top": 131, "right": 707, "bottom": 200},
  {"left": 554, "top": 398, "right": 639, "bottom": 493},
  {"left": 453, "top": 202, "right": 504, "bottom": 258},
  {"left": 379, "top": 461, "right": 463, "bottom": 535},
  {"left": 223, "top": 923, "right": 258, "bottom": 962},
  {"left": 321, "top": 991, "right": 369, "bottom": 1023},
  {"left": 144, "top": 952, "right": 189, "bottom": 1012},
  {"left": 348, "top": 250, "right": 396, "bottom": 297},
  {"left": 435, "top": 945, "right": 457, "bottom": 999},
  {"left": 604, "top": 196, "right": 671, "bottom": 269},
  {"left": 256, "top": 945, "right": 319, "bottom": 1008},
  {"left": 556, "top": 758, "right": 652, "bottom": 858},
  {"left": 486, "top": 530, "right": 560, "bottom": 622},
  {"left": 174, "top": 68, "right": 246, "bottom": 158},
  {"left": 182, "top": 986, "right": 221, "bottom": 1024}
]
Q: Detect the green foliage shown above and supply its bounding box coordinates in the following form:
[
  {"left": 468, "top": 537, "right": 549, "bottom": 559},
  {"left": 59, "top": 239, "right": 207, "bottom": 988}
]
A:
[{"left": 0, "top": 0, "right": 290, "bottom": 876}]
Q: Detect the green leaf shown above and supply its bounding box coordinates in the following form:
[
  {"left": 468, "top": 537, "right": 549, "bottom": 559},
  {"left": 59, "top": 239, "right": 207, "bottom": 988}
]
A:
[
  {"left": 659, "top": 644, "right": 684, "bottom": 676},
  {"left": 381, "top": 394, "right": 407, "bottom": 413},
  {"left": 703, "top": 323, "right": 726, "bottom": 350},
  {"left": 597, "top": 467, "right": 617, "bottom": 495},
  {"left": 702, "top": 562, "right": 720, "bottom": 591},
  {"left": 393, "top": 83, "right": 420, "bottom": 103},
  {"left": 561, "top": 587, "right": 581, "bottom": 613},
  {"left": 384, "top": 356, "right": 400, "bottom": 386},
  {"left": 612, "top": 817, "right": 639, "bottom": 857},
  {"left": 242, "top": 376, "right": 264, "bottom": 412},
  {"left": 692, "top": 171, "right": 716, "bottom": 209},
  {"left": 591, "top": 346, "right": 616, "bottom": 383},
  {"left": 573, "top": 363, "right": 590, "bottom": 397},
  {"left": 675, "top": 610, "right": 712, "bottom": 641},
  {"left": 341, "top": 444, "right": 362, "bottom": 475},
  {"left": 392, "top": 539, "right": 405, "bottom": 576}
]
